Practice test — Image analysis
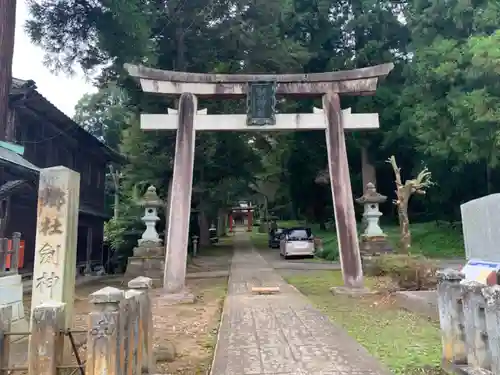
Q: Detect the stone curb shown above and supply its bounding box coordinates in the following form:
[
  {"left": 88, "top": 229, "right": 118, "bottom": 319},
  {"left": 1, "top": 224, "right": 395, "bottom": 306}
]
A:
[
  {"left": 186, "top": 271, "right": 229, "bottom": 279},
  {"left": 271, "top": 262, "right": 341, "bottom": 270},
  {"left": 394, "top": 290, "right": 439, "bottom": 321},
  {"left": 441, "top": 359, "right": 490, "bottom": 375}
]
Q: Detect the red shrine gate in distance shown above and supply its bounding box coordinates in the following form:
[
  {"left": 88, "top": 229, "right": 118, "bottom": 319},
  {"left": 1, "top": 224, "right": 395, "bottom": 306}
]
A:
[
  {"left": 228, "top": 201, "right": 254, "bottom": 233},
  {"left": 125, "top": 62, "right": 394, "bottom": 298}
]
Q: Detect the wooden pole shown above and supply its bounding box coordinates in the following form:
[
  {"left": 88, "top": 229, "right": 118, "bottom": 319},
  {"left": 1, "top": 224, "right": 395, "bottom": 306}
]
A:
[
  {"left": 163, "top": 92, "right": 197, "bottom": 294},
  {"left": 0, "top": 0, "right": 17, "bottom": 141},
  {"left": 323, "top": 92, "right": 363, "bottom": 288}
]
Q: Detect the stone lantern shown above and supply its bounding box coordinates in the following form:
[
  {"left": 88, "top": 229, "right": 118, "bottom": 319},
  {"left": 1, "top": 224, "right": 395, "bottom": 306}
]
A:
[
  {"left": 138, "top": 185, "right": 163, "bottom": 245},
  {"left": 124, "top": 185, "right": 165, "bottom": 285},
  {"left": 355, "top": 183, "right": 392, "bottom": 256}
]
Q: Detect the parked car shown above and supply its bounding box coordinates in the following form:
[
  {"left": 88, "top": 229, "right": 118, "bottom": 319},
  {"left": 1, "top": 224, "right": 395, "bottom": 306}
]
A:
[
  {"left": 279, "top": 227, "right": 315, "bottom": 259},
  {"left": 268, "top": 228, "right": 285, "bottom": 248}
]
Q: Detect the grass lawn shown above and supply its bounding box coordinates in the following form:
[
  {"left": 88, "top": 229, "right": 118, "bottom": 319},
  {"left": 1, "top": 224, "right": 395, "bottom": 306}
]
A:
[
  {"left": 285, "top": 271, "right": 443, "bottom": 375},
  {"left": 252, "top": 220, "right": 464, "bottom": 259}
]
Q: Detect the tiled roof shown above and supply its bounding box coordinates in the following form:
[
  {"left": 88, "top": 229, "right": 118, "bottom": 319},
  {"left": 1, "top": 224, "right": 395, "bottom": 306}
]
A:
[
  {"left": 0, "top": 145, "right": 40, "bottom": 173},
  {"left": 9, "top": 78, "right": 126, "bottom": 164},
  {"left": 0, "top": 144, "right": 110, "bottom": 219}
]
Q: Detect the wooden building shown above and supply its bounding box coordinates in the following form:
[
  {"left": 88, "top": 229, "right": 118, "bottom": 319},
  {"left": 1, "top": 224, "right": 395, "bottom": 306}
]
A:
[{"left": 0, "top": 78, "right": 124, "bottom": 273}]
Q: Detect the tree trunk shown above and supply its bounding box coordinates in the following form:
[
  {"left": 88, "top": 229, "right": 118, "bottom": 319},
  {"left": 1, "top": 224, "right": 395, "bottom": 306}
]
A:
[
  {"left": 486, "top": 160, "right": 492, "bottom": 195},
  {"left": 199, "top": 210, "right": 210, "bottom": 247},
  {"left": 113, "top": 190, "right": 119, "bottom": 219},
  {"left": 361, "top": 145, "right": 377, "bottom": 188},
  {"left": 397, "top": 199, "right": 411, "bottom": 253},
  {"left": 6, "top": 107, "right": 16, "bottom": 142},
  {"left": 175, "top": 28, "right": 186, "bottom": 71},
  {"left": 259, "top": 196, "right": 269, "bottom": 233},
  {"left": 217, "top": 209, "right": 226, "bottom": 237},
  {"left": 0, "top": 198, "right": 10, "bottom": 238},
  {"left": 109, "top": 167, "right": 121, "bottom": 220},
  {"left": 222, "top": 213, "right": 228, "bottom": 236},
  {"left": 0, "top": 0, "right": 17, "bottom": 141}
]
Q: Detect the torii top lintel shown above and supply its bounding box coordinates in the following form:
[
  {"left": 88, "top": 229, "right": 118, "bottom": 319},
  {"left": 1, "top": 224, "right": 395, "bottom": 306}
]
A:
[{"left": 124, "top": 63, "right": 394, "bottom": 98}]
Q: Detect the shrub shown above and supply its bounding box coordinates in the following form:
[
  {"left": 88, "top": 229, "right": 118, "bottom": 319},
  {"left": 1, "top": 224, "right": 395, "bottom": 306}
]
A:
[
  {"left": 366, "top": 254, "right": 438, "bottom": 291},
  {"left": 315, "top": 241, "right": 339, "bottom": 261}
]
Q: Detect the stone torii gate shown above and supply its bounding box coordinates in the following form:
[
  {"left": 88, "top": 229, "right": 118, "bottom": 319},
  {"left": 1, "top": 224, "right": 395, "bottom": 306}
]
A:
[{"left": 125, "top": 63, "right": 394, "bottom": 297}]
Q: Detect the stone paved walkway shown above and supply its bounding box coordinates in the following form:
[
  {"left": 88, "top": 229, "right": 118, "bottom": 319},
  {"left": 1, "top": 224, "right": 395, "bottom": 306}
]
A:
[{"left": 210, "top": 233, "right": 393, "bottom": 375}]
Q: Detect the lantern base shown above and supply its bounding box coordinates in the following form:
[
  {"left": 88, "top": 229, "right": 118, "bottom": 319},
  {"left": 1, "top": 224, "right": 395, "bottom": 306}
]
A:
[
  {"left": 359, "top": 235, "right": 392, "bottom": 256},
  {"left": 138, "top": 238, "right": 163, "bottom": 247},
  {"left": 125, "top": 246, "right": 165, "bottom": 286},
  {"left": 133, "top": 245, "right": 164, "bottom": 257}
]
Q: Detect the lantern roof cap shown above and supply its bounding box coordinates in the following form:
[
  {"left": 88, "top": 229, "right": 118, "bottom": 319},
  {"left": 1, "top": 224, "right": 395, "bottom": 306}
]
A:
[
  {"left": 356, "top": 183, "right": 387, "bottom": 205},
  {"left": 137, "top": 185, "right": 163, "bottom": 208}
]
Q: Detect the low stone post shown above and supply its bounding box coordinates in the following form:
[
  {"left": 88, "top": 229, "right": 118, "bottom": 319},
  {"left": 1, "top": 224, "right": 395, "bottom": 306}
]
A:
[
  {"left": 128, "top": 276, "right": 154, "bottom": 374},
  {"left": 437, "top": 268, "right": 467, "bottom": 365},
  {"left": 86, "top": 287, "right": 125, "bottom": 375},
  {"left": 192, "top": 236, "right": 199, "bottom": 257},
  {"left": 125, "top": 290, "right": 141, "bottom": 375},
  {"left": 0, "top": 305, "right": 12, "bottom": 375},
  {"left": 461, "top": 281, "right": 490, "bottom": 369},
  {"left": 482, "top": 285, "right": 500, "bottom": 374},
  {"left": 28, "top": 301, "right": 66, "bottom": 375}
]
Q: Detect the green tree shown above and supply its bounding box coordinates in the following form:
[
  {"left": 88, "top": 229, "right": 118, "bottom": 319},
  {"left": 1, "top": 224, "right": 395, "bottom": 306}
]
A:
[
  {"left": 402, "top": 0, "right": 500, "bottom": 193},
  {"left": 73, "top": 84, "right": 135, "bottom": 219},
  {"left": 73, "top": 84, "right": 132, "bottom": 149}
]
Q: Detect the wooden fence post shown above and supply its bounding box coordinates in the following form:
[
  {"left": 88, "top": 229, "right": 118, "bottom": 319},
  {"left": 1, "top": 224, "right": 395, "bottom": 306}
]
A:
[
  {"left": 86, "top": 286, "right": 124, "bottom": 375},
  {"left": 28, "top": 301, "right": 65, "bottom": 375},
  {"left": 128, "top": 276, "right": 154, "bottom": 373},
  {"left": 0, "top": 305, "right": 12, "bottom": 375}
]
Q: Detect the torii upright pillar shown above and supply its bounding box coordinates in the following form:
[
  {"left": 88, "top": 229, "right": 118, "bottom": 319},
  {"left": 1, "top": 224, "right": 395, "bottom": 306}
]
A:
[
  {"left": 323, "top": 92, "right": 363, "bottom": 288},
  {"left": 163, "top": 93, "right": 197, "bottom": 299}
]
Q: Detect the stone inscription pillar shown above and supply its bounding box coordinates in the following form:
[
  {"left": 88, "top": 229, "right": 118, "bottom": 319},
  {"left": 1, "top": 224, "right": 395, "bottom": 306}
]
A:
[
  {"left": 323, "top": 92, "right": 363, "bottom": 288},
  {"left": 30, "top": 166, "right": 80, "bottom": 328},
  {"left": 164, "top": 93, "right": 197, "bottom": 294}
]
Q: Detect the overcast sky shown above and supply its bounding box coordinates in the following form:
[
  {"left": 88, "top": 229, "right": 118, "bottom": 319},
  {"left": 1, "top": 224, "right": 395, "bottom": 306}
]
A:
[{"left": 12, "top": 0, "right": 96, "bottom": 117}]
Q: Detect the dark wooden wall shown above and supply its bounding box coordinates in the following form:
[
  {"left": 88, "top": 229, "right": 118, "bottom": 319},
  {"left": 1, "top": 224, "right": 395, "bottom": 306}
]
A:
[{"left": 2, "top": 108, "right": 109, "bottom": 272}]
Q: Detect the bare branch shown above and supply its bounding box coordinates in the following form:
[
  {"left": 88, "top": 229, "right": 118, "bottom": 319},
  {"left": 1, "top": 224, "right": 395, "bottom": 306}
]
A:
[
  {"left": 386, "top": 155, "right": 403, "bottom": 186},
  {"left": 386, "top": 155, "right": 433, "bottom": 252}
]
